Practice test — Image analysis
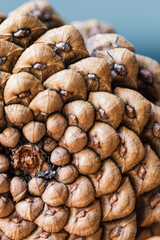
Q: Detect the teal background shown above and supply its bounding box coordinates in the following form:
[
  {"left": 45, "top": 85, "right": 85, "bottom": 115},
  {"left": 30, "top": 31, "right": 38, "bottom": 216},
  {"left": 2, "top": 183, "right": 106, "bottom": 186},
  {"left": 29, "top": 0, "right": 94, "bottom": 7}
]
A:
[{"left": 1, "top": 0, "right": 160, "bottom": 62}]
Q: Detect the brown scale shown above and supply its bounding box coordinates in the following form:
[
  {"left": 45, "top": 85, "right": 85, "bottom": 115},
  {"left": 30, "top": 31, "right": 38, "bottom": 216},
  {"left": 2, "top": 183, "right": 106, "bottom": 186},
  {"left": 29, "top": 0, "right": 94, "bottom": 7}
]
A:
[
  {"left": 96, "top": 47, "right": 138, "bottom": 89},
  {"left": 72, "top": 19, "right": 115, "bottom": 41},
  {"left": 29, "top": 89, "right": 63, "bottom": 122},
  {"left": 15, "top": 196, "right": 44, "bottom": 221},
  {"left": 9, "top": 0, "right": 65, "bottom": 30},
  {"left": 0, "top": 12, "right": 47, "bottom": 48},
  {"left": 88, "top": 122, "right": 120, "bottom": 160},
  {"left": 55, "top": 164, "right": 79, "bottom": 184},
  {"left": 88, "top": 91, "right": 124, "bottom": 129},
  {"left": 46, "top": 113, "right": 67, "bottom": 141},
  {"left": 64, "top": 200, "right": 101, "bottom": 236},
  {"left": 136, "top": 54, "right": 160, "bottom": 104},
  {"left": 65, "top": 176, "right": 95, "bottom": 208},
  {"left": 44, "top": 69, "right": 87, "bottom": 103},
  {"left": 0, "top": 211, "right": 36, "bottom": 239},
  {"left": 0, "top": 194, "right": 14, "bottom": 218},
  {"left": 28, "top": 177, "right": 46, "bottom": 197},
  {"left": 4, "top": 72, "right": 44, "bottom": 106},
  {"left": 70, "top": 57, "right": 112, "bottom": 92},
  {"left": 127, "top": 145, "right": 160, "bottom": 196},
  {"left": 50, "top": 147, "right": 70, "bottom": 166},
  {"left": 13, "top": 43, "right": 64, "bottom": 82},
  {"left": 0, "top": 127, "right": 21, "bottom": 148},
  {"left": 100, "top": 177, "right": 135, "bottom": 222},
  {"left": 59, "top": 126, "right": 88, "bottom": 154},
  {"left": 35, "top": 25, "right": 89, "bottom": 66},
  {"left": 86, "top": 33, "right": 135, "bottom": 57},
  {"left": 35, "top": 204, "right": 69, "bottom": 233},
  {"left": 0, "top": 39, "right": 23, "bottom": 73},
  {"left": 114, "top": 87, "right": 151, "bottom": 135},
  {"left": 4, "top": 104, "right": 33, "bottom": 128},
  {"left": 102, "top": 212, "right": 137, "bottom": 240},
  {"left": 89, "top": 159, "right": 122, "bottom": 197},
  {"left": 141, "top": 103, "right": 160, "bottom": 158},
  {"left": 136, "top": 186, "right": 160, "bottom": 227},
  {"left": 42, "top": 180, "right": 68, "bottom": 207},
  {"left": 23, "top": 121, "right": 46, "bottom": 144},
  {"left": 72, "top": 148, "right": 101, "bottom": 175},
  {"left": 112, "top": 126, "right": 145, "bottom": 173},
  {"left": 63, "top": 100, "right": 95, "bottom": 132}
]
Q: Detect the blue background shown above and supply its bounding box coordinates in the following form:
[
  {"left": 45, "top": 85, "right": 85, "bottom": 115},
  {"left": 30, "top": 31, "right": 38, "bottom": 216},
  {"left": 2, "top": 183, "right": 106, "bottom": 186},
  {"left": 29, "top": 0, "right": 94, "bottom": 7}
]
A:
[{"left": 1, "top": 0, "right": 160, "bottom": 62}]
